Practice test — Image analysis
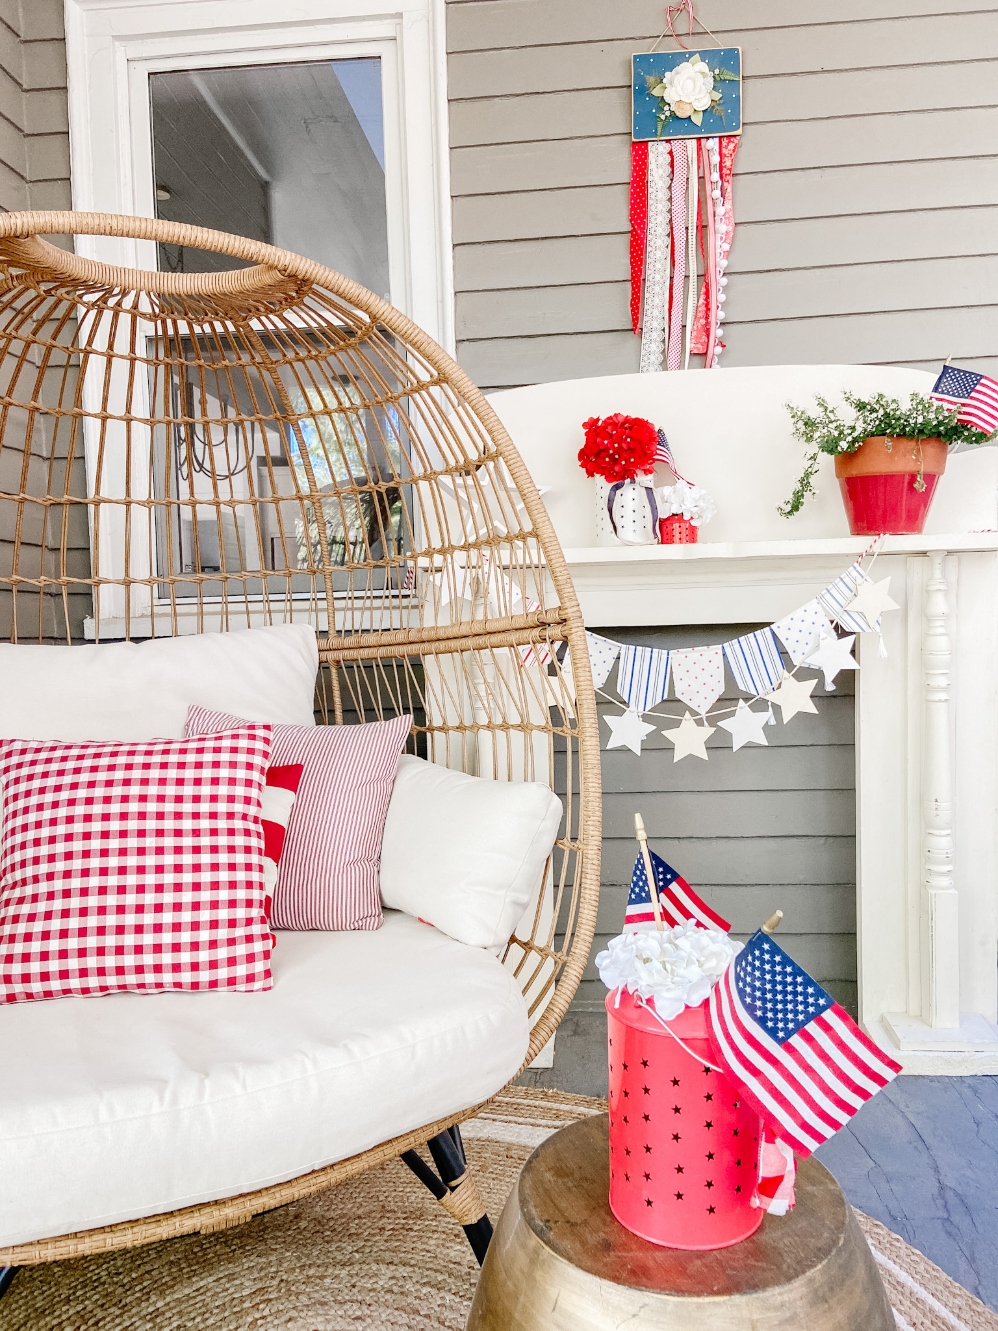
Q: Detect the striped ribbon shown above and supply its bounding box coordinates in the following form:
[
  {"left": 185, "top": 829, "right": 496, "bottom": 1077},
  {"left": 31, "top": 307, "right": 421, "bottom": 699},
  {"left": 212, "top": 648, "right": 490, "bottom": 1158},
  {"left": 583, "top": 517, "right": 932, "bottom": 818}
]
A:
[
  {"left": 818, "top": 562, "right": 872, "bottom": 634},
  {"left": 666, "top": 141, "right": 688, "bottom": 372}
]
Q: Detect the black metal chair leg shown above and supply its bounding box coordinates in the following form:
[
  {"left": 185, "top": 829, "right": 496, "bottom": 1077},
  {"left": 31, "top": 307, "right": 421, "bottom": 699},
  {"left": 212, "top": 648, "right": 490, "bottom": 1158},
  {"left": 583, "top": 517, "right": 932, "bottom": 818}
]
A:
[
  {"left": 0, "top": 1266, "right": 19, "bottom": 1300},
  {"left": 402, "top": 1127, "right": 493, "bottom": 1265}
]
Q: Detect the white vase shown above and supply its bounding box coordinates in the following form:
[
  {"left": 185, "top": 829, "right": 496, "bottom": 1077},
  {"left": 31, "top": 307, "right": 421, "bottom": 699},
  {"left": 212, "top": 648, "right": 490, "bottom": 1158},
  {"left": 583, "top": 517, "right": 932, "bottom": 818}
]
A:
[
  {"left": 596, "top": 473, "right": 658, "bottom": 546},
  {"left": 595, "top": 477, "right": 618, "bottom": 546}
]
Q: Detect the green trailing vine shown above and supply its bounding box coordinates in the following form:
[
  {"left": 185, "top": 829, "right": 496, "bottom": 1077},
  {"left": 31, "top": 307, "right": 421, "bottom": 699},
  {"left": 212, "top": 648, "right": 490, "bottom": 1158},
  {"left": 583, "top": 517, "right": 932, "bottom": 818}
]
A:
[{"left": 778, "top": 391, "right": 995, "bottom": 519}]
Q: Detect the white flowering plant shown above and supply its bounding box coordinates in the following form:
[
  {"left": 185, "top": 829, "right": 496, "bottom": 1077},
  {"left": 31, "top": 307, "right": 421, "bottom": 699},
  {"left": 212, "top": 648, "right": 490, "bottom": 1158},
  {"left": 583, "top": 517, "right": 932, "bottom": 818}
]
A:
[
  {"left": 644, "top": 53, "right": 738, "bottom": 134},
  {"left": 596, "top": 920, "right": 738, "bottom": 1021},
  {"left": 657, "top": 480, "right": 716, "bottom": 527},
  {"left": 779, "top": 390, "right": 996, "bottom": 518}
]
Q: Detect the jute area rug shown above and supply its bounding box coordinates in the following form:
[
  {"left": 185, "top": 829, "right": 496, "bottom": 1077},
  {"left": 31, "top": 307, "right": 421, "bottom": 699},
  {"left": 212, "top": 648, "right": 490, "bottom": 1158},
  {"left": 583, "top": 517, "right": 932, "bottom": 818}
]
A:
[{"left": 1, "top": 1088, "right": 995, "bottom": 1331}]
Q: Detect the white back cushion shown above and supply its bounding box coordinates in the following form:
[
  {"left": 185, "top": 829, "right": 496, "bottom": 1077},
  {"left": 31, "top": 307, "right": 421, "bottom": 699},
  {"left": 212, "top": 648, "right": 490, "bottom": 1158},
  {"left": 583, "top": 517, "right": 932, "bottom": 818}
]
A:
[
  {"left": 380, "top": 755, "right": 563, "bottom": 949},
  {"left": 0, "top": 624, "right": 318, "bottom": 740}
]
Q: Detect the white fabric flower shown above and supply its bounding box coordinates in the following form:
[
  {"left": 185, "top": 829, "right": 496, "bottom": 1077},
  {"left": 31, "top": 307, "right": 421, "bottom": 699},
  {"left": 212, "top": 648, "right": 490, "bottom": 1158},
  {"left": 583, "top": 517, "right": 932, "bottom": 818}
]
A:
[
  {"left": 663, "top": 58, "right": 714, "bottom": 117},
  {"left": 657, "top": 481, "right": 716, "bottom": 527},
  {"left": 596, "top": 920, "right": 737, "bottom": 1020}
]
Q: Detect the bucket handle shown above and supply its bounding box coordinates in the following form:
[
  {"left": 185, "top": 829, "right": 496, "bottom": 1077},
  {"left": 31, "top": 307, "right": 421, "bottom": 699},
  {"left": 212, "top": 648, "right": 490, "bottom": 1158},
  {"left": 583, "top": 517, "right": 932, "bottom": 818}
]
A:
[{"left": 629, "top": 992, "right": 727, "bottom": 1074}]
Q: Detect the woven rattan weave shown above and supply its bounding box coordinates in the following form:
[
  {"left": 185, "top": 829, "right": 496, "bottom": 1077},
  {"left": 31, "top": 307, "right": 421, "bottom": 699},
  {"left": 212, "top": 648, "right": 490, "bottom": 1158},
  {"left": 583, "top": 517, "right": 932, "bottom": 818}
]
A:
[{"left": 0, "top": 212, "right": 601, "bottom": 1267}]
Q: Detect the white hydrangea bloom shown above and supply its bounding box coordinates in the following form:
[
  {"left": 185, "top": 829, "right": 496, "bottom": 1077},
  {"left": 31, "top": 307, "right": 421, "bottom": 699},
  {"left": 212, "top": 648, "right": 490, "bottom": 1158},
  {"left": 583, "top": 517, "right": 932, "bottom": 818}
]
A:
[
  {"left": 657, "top": 481, "right": 717, "bottom": 527},
  {"left": 595, "top": 920, "right": 737, "bottom": 1020}
]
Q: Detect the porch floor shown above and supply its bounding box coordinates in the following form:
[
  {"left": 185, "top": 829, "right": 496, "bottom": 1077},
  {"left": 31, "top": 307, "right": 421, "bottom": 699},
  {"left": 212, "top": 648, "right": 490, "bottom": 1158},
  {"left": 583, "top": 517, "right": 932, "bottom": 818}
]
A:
[{"left": 521, "top": 1012, "right": 998, "bottom": 1313}]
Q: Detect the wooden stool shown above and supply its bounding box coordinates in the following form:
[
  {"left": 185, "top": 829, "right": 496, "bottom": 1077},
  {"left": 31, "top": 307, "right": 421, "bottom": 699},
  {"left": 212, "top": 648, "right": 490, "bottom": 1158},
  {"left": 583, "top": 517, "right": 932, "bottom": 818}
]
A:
[{"left": 466, "top": 1113, "right": 894, "bottom": 1330}]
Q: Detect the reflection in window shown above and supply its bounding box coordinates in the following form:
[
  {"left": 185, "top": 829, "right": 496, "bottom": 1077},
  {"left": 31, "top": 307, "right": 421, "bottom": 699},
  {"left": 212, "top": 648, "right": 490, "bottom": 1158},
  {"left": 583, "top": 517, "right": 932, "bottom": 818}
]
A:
[
  {"left": 150, "top": 335, "right": 407, "bottom": 600},
  {"left": 149, "top": 58, "right": 389, "bottom": 296}
]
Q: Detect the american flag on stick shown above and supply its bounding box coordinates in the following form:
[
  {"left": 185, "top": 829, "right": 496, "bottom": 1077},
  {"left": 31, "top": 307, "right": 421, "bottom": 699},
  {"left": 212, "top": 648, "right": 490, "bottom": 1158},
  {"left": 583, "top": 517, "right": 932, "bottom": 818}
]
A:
[
  {"left": 705, "top": 930, "right": 902, "bottom": 1157},
  {"left": 929, "top": 364, "right": 998, "bottom": 437},
  {"left": 653, "top": 429, "right": 692, "bottom": 482},
  {"left": 625, "top": 847, "right": 730, "bottom": 933}
]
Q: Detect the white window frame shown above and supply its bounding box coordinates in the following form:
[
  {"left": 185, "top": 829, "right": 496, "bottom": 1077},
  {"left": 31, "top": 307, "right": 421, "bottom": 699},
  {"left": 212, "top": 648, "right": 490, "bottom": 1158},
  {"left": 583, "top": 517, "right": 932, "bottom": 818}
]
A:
[
  {"left": 64, "top": 0, "right": 454, "bottom": 351},
  {"left": 63, "top": 0, "right": 453, "bottom": 636}
]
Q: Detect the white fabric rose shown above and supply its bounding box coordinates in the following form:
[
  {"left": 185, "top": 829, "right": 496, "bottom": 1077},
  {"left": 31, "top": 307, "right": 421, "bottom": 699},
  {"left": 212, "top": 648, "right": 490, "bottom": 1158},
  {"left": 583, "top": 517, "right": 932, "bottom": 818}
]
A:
[
  {"left": 596, "top": 920, "right": 737, "bottom": 1021},
  {"left": 663, "top": 58, "right": 714, "bottom": 116}
]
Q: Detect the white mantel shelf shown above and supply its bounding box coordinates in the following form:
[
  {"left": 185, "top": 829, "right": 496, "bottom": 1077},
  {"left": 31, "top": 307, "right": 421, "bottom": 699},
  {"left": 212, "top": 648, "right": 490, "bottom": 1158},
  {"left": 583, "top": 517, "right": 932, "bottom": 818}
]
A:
[{"left": 560, "top": 534, "right": 998, "bottom": 630}]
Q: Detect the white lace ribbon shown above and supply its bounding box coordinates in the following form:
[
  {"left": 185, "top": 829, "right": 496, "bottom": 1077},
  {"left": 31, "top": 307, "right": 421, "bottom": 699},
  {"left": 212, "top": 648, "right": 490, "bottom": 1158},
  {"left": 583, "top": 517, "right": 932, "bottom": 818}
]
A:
[{"left": 639, "top": 141, "right": 672, "bottom": 373}]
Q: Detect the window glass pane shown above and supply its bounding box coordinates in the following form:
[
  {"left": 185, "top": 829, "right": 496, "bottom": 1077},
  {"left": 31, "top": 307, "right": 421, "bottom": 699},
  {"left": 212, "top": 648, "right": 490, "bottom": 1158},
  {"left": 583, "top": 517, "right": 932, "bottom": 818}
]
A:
[{"left": 148, "top": 58, "right": 389, "bottom": 297}]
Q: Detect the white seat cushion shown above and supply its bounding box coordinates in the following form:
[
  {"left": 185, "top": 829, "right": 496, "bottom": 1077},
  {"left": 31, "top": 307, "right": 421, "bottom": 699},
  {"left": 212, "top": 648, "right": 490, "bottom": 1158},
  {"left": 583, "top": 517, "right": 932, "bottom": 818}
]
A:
[
  {"left": 0, "top": 623, "right": 319, "bottom": 741},
  {"left": 0, "top": 912, "right": 529, "bottom": 1247}
]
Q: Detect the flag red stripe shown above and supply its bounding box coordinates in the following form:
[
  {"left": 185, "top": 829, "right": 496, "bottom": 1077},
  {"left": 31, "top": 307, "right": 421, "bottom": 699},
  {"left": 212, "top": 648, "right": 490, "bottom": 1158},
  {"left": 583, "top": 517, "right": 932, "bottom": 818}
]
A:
[
  {"left": 668, "top": 877, "right": 730, "bottom": 931},
  {"left": 823, "top": 1005, "right": 901, "bottom": 1081},
  {"left": 721, "top": 976, "right": 850, "bottom": 1138},
  {"left": 707, "top": 976, "right": 821, "bottom": 1155}
]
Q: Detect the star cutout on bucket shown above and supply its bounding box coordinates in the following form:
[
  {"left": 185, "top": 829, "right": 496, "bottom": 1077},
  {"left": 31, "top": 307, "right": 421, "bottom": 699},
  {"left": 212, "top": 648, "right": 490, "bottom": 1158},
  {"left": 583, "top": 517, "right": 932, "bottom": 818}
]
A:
[
  {"left": 661, "top": 711, "right": 715, "bottom": 762},
  {"left": 767, "top": 673, "right": 819, "bottom": 723},
  {"left": 717, "top": 699, "right": 770, "bottom": 752},
  {"left": 805, "top": 630, "right": 858, "bottom": 691},
  {"left": 604, "top": 707, "right": 656, "bottom": 755},
  {"left": 846, "top": 575, "right": 898, "bottom": 631}
]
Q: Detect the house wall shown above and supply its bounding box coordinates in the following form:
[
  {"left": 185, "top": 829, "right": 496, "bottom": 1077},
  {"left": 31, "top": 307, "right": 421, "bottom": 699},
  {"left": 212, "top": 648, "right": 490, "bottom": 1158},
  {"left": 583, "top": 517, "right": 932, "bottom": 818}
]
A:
[
  {"left": 0, "top": 0, "right": 70, "bottom": 215},
  {"left": 445, "top": 0, "right": 998, "bottom": 392}
]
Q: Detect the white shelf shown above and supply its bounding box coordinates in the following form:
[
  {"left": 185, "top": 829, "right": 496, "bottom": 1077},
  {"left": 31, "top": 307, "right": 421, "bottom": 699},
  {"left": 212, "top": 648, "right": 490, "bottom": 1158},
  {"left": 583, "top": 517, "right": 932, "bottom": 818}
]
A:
[{"left": 563, "top": 532, "right": 998, "bottom": 568}]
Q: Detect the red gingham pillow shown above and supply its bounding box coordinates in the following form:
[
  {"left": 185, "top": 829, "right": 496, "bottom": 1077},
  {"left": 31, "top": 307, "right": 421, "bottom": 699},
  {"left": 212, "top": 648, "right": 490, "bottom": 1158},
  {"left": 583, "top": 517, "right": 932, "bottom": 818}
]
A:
[
  {"left": 187, "top": 707, "right": 411, "bottom": 931},
  {"left": 0, "top": 727, "right": 274, "bottom": 1003}
]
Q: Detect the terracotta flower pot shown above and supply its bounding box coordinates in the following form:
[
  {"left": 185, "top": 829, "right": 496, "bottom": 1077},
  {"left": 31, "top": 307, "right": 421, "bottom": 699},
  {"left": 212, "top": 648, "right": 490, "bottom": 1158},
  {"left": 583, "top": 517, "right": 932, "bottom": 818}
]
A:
[{"left": 834, "top": 436, "right": 947, "bottom": 535}]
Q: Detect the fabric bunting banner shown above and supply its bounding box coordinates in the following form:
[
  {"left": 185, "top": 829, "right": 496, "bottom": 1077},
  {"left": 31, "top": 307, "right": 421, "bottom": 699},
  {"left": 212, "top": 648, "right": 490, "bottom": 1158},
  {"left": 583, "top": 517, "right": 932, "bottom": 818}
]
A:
[
  {"left": 818, "top": 562, "right": 873, "bottom": 635},
  {"left": 723, "top": 628, "right": 785, "bottom": 698},
  {"left": 586, "top": 631, "right": 622, "bottom": 690},
  {"left": 671, "top": 644, "right": 725, "bottom": 716},
  {"left": 617, "top": 643, "right": 672, "bottom": 713},
  {"left": 772, "top": 600, "right": 833, "bottom": 667}
]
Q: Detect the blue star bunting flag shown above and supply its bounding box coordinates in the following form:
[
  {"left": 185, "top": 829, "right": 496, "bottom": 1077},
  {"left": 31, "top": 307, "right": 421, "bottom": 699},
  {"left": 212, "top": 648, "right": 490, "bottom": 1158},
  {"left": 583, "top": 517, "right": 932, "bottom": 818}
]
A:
[
  {"left": 705, "top": 930, "right": 902, "bottom": 1157},
  {"left": 930, "top": 363, "right": 998, "bottom": 438},
  {"left": 625, "top": 849, "right": 730, "bottom": 932}
]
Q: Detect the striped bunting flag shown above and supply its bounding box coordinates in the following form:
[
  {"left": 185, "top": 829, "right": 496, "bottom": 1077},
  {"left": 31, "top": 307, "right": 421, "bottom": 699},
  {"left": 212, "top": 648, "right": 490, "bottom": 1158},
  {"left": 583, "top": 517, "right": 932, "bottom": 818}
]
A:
[
  {"left": 818, "top": 562, "right": 874, "bottom": 635},
  {"left": 705, "top": 930, "right": 902, "bottom": 1158},
  {"left": 723, "top": 628, "right": 785, "bottom": 697},
  {"left": 616, "top": 643, "right": 671, "bottom": 713}
]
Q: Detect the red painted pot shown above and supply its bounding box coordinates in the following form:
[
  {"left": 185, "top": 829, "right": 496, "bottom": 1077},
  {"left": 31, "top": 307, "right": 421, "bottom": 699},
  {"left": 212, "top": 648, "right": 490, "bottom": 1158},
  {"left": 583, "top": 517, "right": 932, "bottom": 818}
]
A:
[
  {"left": 659, "top": 516, "right": 699, "bottom": 544},
  {"left": 834, "top": 436, "right": 946, "bottom": 535},
  {"left": 606, "top": 990, "right": 763, "bottom": 1250}
]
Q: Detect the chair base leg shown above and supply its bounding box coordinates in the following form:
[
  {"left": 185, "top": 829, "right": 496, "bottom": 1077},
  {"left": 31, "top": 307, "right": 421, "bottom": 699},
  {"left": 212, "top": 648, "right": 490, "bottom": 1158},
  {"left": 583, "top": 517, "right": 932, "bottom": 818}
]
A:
[
  {"left": 402, "top": 1125, "right": 493, "bottom": 1265},
  {"left": 0, "top": 1266, "right": 19, "bottom": 1300}
]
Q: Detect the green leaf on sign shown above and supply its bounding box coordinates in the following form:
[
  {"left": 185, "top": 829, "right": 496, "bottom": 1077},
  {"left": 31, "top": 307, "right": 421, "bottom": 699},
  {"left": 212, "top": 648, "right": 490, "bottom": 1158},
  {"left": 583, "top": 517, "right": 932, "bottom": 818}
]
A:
[{"left": 690, "top": 109, "right": 703, "bottom": 126}]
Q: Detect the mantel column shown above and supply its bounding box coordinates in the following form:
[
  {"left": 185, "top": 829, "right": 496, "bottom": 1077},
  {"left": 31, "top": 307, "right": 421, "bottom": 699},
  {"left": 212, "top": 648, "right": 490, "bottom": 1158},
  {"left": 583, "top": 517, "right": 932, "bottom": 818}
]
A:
[{"left": 920, "top": 550, "right": 960, "bottom": 1029}]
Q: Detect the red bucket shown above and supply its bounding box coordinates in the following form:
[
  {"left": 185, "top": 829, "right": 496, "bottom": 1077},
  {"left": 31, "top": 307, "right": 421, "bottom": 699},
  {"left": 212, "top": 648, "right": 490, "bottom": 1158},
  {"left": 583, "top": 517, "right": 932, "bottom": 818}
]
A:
[
  {"left": 837, "top": 472, "right": 940, "bottom": 535},
  {"left": 606, "top": 990, "right": 763, "bottom": 1250},
  {"left": 659, "top": 516, "right": 699, "bottom": 544}
]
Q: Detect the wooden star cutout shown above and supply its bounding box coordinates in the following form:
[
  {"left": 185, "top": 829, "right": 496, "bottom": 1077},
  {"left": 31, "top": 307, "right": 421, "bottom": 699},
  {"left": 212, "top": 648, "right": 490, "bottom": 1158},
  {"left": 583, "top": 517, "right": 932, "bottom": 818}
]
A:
[
  {"left": 661, "top": 711, "right": 715, "bottom": 762},
  {"left": 767, "top": 672, "right": 819, "bottom": 723},
  {"left": 805, "top": 630, "right": 859, "bottom": 690},
  {"left": 717, "top": 699, "right": 770, "bottom": 752},
  {"left": 604, "top": 708, "right": 656, "bottom": 755},
  {"left": 846, "top": 575, "right": 899, "bottom": 630}
]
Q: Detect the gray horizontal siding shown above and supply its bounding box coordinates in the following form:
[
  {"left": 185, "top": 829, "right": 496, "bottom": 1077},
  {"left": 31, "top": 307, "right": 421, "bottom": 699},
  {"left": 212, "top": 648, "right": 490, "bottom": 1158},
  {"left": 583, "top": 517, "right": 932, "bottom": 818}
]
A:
[
  {"left": 446, "top": 0, "right": 998, "bottom": 391},
  {"left": 556, "top": 624, "right": 857, "bottom": 1016},
  {"left": 0, "top": 0, "right": 70, "bottom": 215}
]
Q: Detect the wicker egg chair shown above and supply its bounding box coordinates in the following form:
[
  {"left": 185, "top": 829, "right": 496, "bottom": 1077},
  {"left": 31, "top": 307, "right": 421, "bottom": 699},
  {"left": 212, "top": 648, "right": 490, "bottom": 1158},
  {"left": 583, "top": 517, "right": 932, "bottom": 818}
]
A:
[{"left": 0, "top": 212, "right": 601, "bottom": 1274}]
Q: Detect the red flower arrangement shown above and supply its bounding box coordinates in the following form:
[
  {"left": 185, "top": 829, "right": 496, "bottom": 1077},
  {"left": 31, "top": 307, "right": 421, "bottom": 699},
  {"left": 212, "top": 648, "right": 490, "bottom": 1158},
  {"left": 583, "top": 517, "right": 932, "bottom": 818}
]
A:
[{"left": 578, "top": 414, "right": 658, "bottom": 483}]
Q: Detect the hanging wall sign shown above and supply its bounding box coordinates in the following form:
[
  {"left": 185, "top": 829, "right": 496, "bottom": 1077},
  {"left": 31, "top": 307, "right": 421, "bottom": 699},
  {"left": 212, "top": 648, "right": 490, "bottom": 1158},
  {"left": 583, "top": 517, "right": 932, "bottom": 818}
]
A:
[{"left": 632, "top": 48, "right": 742, "bottom": 140}]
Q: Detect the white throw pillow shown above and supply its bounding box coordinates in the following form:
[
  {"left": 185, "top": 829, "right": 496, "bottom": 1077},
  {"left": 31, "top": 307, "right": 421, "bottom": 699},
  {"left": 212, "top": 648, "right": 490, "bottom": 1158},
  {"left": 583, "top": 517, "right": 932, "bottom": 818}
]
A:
[
  {"left": 380, "top": 755, "right": 563, "bottom": 949},
  {"left": 0, "top": 624, "right": 318, "bottom": 740}
]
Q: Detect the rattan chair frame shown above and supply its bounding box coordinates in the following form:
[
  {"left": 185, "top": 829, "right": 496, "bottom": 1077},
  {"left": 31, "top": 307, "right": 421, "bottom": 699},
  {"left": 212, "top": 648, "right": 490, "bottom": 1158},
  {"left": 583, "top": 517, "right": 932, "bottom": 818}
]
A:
[{"left": 0, "top": 212, "right": 601, "bottom": 1268}]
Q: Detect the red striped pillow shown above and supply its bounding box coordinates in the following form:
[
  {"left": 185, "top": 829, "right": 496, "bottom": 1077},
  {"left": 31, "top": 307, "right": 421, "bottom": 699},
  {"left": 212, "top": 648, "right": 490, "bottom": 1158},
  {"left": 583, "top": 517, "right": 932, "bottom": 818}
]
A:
[
  {"left": 187, "top": 708, "right": 411, "bottom": 930},
  {"left": 0, "top": 727, "right": 274, "bottom": 1002},
  {"left": 262, "top": 764, "right": 304, "bottom": 899}
]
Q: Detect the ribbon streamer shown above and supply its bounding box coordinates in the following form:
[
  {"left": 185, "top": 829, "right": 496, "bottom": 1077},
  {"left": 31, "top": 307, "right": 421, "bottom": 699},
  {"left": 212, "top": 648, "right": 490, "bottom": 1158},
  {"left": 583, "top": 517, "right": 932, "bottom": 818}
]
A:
[
  {"left": 629, "top": 141, "right": 650, "bottom": 334},
  {"left": 639, "top": 141, "right": 672, "bottom": 372},
  {"left": 666, "top": 141, "right": 688, "bottom": 372}
]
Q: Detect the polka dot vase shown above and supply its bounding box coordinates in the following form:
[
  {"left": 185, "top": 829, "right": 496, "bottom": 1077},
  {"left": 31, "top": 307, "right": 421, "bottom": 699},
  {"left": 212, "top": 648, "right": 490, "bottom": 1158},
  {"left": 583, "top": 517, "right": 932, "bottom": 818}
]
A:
[{"left": 606, "top": 989, "right": 763, "bottom": 1250}]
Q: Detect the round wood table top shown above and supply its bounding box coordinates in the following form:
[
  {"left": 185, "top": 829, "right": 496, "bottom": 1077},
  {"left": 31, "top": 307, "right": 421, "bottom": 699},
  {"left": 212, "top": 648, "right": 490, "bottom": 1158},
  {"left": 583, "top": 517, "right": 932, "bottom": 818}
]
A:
[{"left": 466, "top": 1112, "right": 895, "bottom": 1331}]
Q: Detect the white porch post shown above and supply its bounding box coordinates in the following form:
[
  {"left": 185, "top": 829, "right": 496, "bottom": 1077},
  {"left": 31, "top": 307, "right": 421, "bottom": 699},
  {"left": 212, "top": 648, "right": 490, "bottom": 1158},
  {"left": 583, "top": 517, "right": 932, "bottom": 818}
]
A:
[{"left": 920, "top": 550, "right": 960, "bottom": 1029}]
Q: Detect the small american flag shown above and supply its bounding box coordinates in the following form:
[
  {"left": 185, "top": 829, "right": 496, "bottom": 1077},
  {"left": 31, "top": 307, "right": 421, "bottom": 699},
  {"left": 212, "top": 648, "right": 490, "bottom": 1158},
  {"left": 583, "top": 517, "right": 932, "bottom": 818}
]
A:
[
  {"left": 705, "top": 930, "right": 902, "bottom": 1157},
  {"left": 930, "top": 364, "right": 998, "bottom": 437},
  {"left": 625, "top": 849, "right": 730, "bottom": 932},
  {"left": 653, "top": 428, "right": 691, "bottom": 482}
]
